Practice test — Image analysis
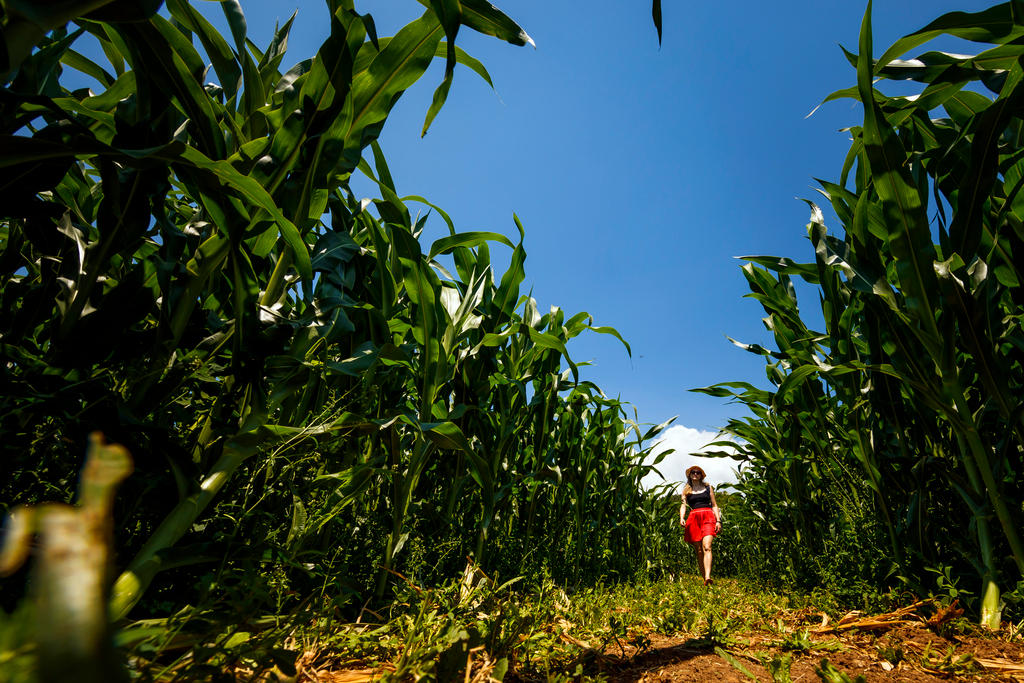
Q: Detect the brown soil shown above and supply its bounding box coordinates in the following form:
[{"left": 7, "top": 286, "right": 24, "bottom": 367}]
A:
[{"left": 588, "top": 622, "right": 1024, "bottom": 683}]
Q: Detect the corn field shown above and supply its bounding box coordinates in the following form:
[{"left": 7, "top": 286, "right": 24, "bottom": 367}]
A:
[
  {"left": 0, "top": 0, "right": 681, "bottom": 629},
  {"left": 3, "top": 0, "right": 1024, "bottom": 679}
]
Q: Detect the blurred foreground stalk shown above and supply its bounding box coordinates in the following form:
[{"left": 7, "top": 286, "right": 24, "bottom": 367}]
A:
[{"left": 0, "top": 433, "right": 132, "bottom": 683}]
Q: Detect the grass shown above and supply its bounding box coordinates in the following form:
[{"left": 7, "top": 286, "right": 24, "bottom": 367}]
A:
[
  {"left": 239, "top": 570, "right": 827, "bottom": 681},
  {"left": 97, "top": 569, "right": 814, "bottom": 680},
  {"left": 6, "top": 565, "right": 1022, "bottom": 681}
]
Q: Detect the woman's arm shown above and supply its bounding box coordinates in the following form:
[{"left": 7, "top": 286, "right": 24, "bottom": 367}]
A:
[
  {"left": 709, "top": 486, "right": 722, "bottom": 528},
  {"left": 679, "top": 498, "right": 687, "bottom": 525}
]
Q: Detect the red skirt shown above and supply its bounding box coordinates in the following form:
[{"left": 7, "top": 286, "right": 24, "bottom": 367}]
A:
[{"left": 685, "top": 508, "right": 718, "bottom": 543}]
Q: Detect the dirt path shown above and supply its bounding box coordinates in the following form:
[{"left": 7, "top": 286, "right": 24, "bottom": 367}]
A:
[{"left": 591, "top": 614, "right": 1024, "bottom": 682}]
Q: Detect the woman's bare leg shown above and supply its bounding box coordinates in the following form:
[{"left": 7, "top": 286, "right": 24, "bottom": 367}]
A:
[
  {"left": 693, "top": 543, "right": 703, "bottom": 577},
  {"left": 701, "top": 536, "right": 713, "bottom": 581}
]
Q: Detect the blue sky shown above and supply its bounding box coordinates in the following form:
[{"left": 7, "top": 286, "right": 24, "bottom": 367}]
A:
[
  {"left": 221, "top": 0, "right": 995, "bottom": 480},
  {"left": 69, "top": 1, "right": 996, "bottom": 481},
  {"left": 304, "top": 2, "right": 990, "bottom": 443}
]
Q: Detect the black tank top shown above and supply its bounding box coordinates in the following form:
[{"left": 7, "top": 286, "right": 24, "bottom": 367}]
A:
[{"left": 685, "top": 486, "right": 712, "bottom": 509}]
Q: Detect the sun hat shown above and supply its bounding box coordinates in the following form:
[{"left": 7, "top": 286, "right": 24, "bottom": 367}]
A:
[{"left": 685, "top": 465, "right": 706, "bottom": 480}]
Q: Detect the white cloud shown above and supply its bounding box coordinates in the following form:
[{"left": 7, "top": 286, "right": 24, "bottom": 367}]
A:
[{"left": 641, "top": 424, "right": 741, "bottom": 491}]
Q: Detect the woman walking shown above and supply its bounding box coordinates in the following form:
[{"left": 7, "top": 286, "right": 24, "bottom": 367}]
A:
[{"left": 679, "top": 465, "right": 722, "bottom": 585}]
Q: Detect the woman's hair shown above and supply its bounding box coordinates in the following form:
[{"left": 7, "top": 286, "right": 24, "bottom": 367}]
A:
[{"left": 682, "top": 465, "right": 707, "bottom": 497}]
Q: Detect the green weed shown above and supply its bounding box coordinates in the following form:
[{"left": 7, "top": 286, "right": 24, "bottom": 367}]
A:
[
  {"left": 759, "top": 652, "right": 793, "bottom": 683},
  {"left": 918, "top": 643, "right": 980, "bottom": 676},
  {"left": 778, "top": 628, "right": 813, "bottom": 654},
  {"left": 875, "top": 644, "right": 904, "bottom": 667},
  {"left": 814, "top": 658, "right": 866, "bottom": 683},
  {"left": 715, "top": 646, "right": 759, "bottom": 680}
]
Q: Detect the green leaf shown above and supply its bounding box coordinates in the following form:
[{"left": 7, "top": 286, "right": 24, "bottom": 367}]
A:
[
  {"left": 652, "top": 0, "right": 663, "bottom": 46},
  {"left": 427, "top": 0, "right": 462, "bottom": 78},
  {"left": 878, "top": 3, "right": 1024, "bottom": 68},
  {"left": 948, "top": 61, "right": 1024, "bottom": 261},
  {"left": 640, "top": 416, "right": 676, "bottom": 442},
  {"left": 174, "top": 146, "right": 311, "bottom": 278},
  {"left": 740, "top": 254, "right": 819, "bottom": 282},
  {"left": 436, "top": 41, "right": 494, "bottom": 88},
  {"left": 715, "top": 647, "right": 758, "bottom": 681},
  {"left": 775, "top": 365, "right": 823, "bottom": 400},
  {"left": 285, "top": 494, "right": 307, "bottom": 548},
  {"left": 856, "top": 1, "right": 939, "bottom": 341},
  {"left": 118, "top": 17, "right": 226, "bottom": 158},
  {"left": 347, "top": 11, "right": 444, "bottom": 151},
  {"left": 404, "top": 194, "right": 456, "bottom": 234},
  {"left": 166, "top": 0, "right": 241, "bottom": 100},
  {"left": 421, "top": 70, "right": 453, "bottom": 136},
  {"left": 421, "top": 421, "right": 473, "bottom": 452},
  {"left": 357, "top": 154, "right": 411, "bottom": 227},
  {"left": 428, "top": 230, "right": 514, "bottom": 258},
  {"left": 60, "top": 48, "right": 114, "bottom": 86},
  {"left": 369, "top": 139, "right": 397, "bottom": 193},
  {"left": 256, "top": 12, "right": 296, "bottom": 95},
  {"left": 220, "top": 0, "right": 248, "bottom": 54},
  {"left": 492, "top": 215, "right": 526, "bottom": 318},
  {"left": 82, "top": 0, "right": 164, "bottom": 23},
  {"left": 587, "top": 324, "right": 632, "bottom": 357},
  {"left": 444, "top": 0, "right": 534, "bottom": 47}
]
